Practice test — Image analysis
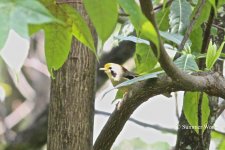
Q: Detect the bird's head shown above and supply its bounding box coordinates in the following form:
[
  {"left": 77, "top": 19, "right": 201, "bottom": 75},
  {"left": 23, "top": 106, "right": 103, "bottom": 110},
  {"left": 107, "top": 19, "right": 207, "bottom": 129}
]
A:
[{"left": 99, "top": 63, "right": 125, "bottom": 82}]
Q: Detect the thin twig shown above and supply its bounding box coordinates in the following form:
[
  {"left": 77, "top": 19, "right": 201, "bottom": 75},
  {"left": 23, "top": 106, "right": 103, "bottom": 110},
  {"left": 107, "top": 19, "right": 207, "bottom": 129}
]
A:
[
  {"left": 153, "top": 0, "right": 173, "bottom": 12},
  {"left": 95, "top": 109, "right": 225, "bottom": 136},
  {"left": 198, "top": 92, "right": 204, "bottom": 148},
  {"left": 95, "top": 110, "right": 177, "bottom": 134},
  {"left": 212, "top": 24, "right": 225, "bottom": 31},
  {"left": 56, "top": 0, "right": 82, "bottom": 4},
  {"left": 119, "top": 0, "right": 173, "bottom": 17},
  {"left": 199, "top": 1, "right": 217, "bottom": 69},
  {"left": 178, "top": 0, "right": 206, "bottom": 51}
]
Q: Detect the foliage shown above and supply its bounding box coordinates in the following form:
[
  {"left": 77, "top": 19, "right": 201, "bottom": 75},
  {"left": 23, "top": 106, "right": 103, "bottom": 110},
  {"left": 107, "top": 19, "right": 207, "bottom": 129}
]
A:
[
  {"left": 169, "top": 0, "right": 192, "bottom": 33},
  {"left": 174, "top": 54, "right": 199, "bottom": 73},
  {"left": 83, "top": 0, "right": 118, "bottom": 43},
  {"left": 0, "top": 0, "right": 55, "bottom": 49},
  {"left": 183, "top": 92, "right": 210, "bottom": 134},
  {"left": 1, "top": 0, "right": 225, "bottom": 148},
  {"left": 206, "top": 41, "right": 225, "bottom": 70}
]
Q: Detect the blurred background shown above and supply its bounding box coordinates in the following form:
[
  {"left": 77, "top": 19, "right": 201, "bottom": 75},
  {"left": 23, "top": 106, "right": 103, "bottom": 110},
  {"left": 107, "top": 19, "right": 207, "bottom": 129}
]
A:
[{"left": 0, "top": 22, "right": 225, "bottom": 150}]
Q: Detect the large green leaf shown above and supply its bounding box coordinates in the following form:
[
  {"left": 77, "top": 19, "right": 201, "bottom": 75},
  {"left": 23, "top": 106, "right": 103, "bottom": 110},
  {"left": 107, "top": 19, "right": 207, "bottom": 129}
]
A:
[
  {"left": 62, "top": 4, "right": 96, "bottom": 53},
  {"left": 30, "top": 2, "right": 96, "bottom": 74},
  {"left": 135, "top": 43, "right": 157, "bottom": 74},
  {"left": 118, "top": 0, "right": 159, "bottom": 48},
  {"left": 83, "top": 0, "right": 118, "bottom": 43},
  {"left": 190, "top": 27, "right": 203, "bottom": 53},
  {"left": 183, "top": 92, "right": 210, "bottom": 134},
  {"left": 0, "top": 0, "right": 55, "bottom": 49},
  {"left": 169, "top": 0, "right": 192, "bottom": 33},
  {"left": 206, "top": 41, "right": 225, "bottom": 70},
  {"left": 174, "top": 54, "right": 199, "bottom": 72}
]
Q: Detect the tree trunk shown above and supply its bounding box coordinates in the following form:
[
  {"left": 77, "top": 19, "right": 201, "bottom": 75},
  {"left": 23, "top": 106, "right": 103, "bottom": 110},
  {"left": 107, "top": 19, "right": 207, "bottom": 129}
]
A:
[{"left": 47, "top": 1, "right": 96, "bottom": 150}]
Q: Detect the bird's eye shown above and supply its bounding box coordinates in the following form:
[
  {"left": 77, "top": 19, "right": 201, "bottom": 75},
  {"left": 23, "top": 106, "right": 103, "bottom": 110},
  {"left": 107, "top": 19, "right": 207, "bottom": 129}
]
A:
[{"left": 109, "top": 67, "right": 112, "bottom": 70}]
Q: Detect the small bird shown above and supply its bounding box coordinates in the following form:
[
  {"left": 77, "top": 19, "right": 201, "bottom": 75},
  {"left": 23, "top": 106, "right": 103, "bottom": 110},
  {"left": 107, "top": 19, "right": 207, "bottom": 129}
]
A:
[
  {"left": 100, "top": 63, "right": 172, "bottom": 101},
  {"left": 99, "top": 63, "right": 137, "bottom": 109},
  {"left": 99, "top": 63, "right": 138, "bottom": 87}
]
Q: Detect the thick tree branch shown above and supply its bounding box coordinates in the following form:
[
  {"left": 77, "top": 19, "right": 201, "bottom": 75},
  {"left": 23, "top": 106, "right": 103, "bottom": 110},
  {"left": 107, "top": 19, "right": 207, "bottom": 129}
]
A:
[{"left": 94, "top": 72, "right": 225, "bottom": 150}]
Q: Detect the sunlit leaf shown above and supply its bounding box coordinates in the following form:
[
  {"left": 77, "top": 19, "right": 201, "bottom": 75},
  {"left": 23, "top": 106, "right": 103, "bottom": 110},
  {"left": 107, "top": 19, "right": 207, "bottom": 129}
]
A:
[
  {"left": 206, "top": 41, "right": 225, "bottom": 70},
  {"left": 62, "top": 4, "right": 96, "bottom": 52},
  {"left": 84, "top": 0, "right": 118, "bottom": 43},
  {"left": 183, "top": 92, "right": 210, "bottom": 134},
  {"left": 30, "top": 3, "right": 96, "bottom": 75}
]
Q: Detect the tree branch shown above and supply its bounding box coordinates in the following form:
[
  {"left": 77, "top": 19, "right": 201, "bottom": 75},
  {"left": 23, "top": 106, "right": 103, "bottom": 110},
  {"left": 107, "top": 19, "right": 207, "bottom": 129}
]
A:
[{"left": 94, "top": 72, "right": 225, "bottom": 150}]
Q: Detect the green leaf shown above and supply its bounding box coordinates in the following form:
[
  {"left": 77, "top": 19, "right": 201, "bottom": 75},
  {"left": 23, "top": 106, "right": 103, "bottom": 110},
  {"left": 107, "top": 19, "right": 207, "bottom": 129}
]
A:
[
  {"left": 135, "top": 43, "right": 157, "bottom": 74},
  {"left": 183, "top": 92, "right": 210, "bottom": 134},
  {"left": 62, "top": 4, "right": 96, "bottom": 52},
  {"left": 192, "top": 1, "right": 211, "bottom": 30},
  {"left": 0, "top": 0, "right": 55, "bottom": 48},
  {"left": 29, "top": 3, "right": 73, "bottom": 74},
  {"left": 102, "top": 71, "right": 163, "bottom": 99},
  {"left": 159, "top": 31, "right": 191, "bottom": 47},
  {"left": 156, "top": 8, "right": 170, "bottom": 31},
  {"left": 114, "top": 71, "right": 163, "bottom": 89},
  {"left": 206, "top": 41, "right": 225, "bottom": 70},
  {"left": 83, "top": 0, "right": 118, "bottom": 43},
  {"left": 118, "top": 0, "right": 159, "bottom": 48},
  {"left": 190, "top": 27, "right": 203, "bottom": 53},
  {"left": 169, "top": 0, "right": 192, "bottom": 33},
  {"left": 30, "top": 3, "right": 96, "bottom": 74},
  {"left": 174, "top": 54, "right": 199, "bottom": 72}
]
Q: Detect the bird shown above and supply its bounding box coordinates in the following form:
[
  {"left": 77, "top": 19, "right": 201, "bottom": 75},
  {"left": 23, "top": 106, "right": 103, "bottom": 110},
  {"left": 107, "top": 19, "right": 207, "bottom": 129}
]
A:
[
  {"left": 99, "top": 63, "right": 137, "bottom": 109},
  {"left": 99, "top": 63, "right": 138, "bottom": 87},
  {"left": 99, "top": 63, "right": 172, "bottom": 101}
]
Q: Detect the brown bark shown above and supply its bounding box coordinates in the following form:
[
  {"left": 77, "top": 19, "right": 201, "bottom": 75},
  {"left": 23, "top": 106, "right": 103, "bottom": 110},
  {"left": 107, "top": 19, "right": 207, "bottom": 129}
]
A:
[{"left": 47, "top": 1, "right": 96, "bottom": 150}]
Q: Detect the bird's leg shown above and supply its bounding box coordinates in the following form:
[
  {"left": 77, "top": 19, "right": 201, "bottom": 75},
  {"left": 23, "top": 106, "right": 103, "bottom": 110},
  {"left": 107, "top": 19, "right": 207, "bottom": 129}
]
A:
[{"left": 116, "top": 92, "right": 128, "bottom": 110}]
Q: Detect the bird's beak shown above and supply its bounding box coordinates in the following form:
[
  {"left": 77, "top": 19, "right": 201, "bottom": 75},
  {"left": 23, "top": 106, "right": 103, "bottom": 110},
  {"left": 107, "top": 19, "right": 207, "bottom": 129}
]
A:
[{"left": 99, "top": 68, "right": 106, "bottom": 71}]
